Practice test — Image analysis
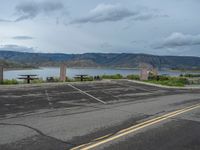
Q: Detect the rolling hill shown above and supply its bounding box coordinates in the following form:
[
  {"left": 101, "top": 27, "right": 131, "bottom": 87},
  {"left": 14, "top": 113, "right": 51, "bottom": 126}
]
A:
[{"left": 0, "top": 50, "right": 200, "bottom": 70}]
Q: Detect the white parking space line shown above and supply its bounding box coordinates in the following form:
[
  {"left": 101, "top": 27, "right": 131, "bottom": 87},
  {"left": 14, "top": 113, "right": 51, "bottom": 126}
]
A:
[
  {"left": 45, "top": 90, "right": 53, "bottom": 106},
  {"left": 68, "top": 84, "right": 107, "bottom": 104},
  {"left": 113, "top": 80, "right": 154, "bottom": 93}
]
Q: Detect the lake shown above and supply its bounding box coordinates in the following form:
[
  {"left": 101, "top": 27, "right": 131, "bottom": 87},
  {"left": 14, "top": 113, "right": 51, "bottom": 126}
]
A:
[{"left": 4, "top": 67, "right": 187, "bottom": 80}]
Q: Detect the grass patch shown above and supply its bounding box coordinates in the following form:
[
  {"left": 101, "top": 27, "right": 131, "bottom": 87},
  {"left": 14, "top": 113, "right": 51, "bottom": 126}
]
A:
[
  {"left": 145, "top": 76, "right": 188, "bottom": 87},
  {"left": 181, "top": 74, "right": 200, "bottom": 78},
  {"left": 126, "top": 74, "right": 188, "bottom": 87},
  {"left": 126, "top": 74, "right": 140, "bottom": 80},
  {"left": 31, "top": 78, "right": 45, "bottom": 84},
  {"left": 2, "top": 79, "right": 19, "bottom": 85},
  {"left": 72, "top": 76, "right": 94, "bottom": 82},
  {"left": 101, "top": 74, "right": 123, "bottom": 79}
]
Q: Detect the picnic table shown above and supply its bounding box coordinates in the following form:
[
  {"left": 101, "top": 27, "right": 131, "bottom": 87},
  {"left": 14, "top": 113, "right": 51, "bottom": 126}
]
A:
[
  {"left": 18, "top": 74, "right": 39, "bottom": 84},
  {"left": 75, "top": 74, "right": 88, "bottom": 81}
]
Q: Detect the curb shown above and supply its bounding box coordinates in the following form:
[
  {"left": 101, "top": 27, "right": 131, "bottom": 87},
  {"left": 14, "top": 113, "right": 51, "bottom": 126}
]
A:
[
  {"left": 122, "top": 79, "right": 200, "bottom": 90},
  {"left": 0, "top": 79, "right": 112, "bottom": 89}
]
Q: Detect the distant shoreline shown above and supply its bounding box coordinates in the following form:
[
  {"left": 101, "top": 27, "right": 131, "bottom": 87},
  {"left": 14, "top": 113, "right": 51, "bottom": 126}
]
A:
[
  {"left": 3, "top": 67, "right": 39, "bottom": 71},
  {"left": 4, "top": 66, "right": 200, "bottom": 73},
  {"left": 4, "top": 66, "right": 140, "bottom": 71},
  {"left": 170, "top": 69, "right": 200, "bottom": 73}
]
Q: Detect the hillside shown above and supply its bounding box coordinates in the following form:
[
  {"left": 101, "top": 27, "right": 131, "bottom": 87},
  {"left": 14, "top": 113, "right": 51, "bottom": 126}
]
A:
[
  {"left": 0, "top": 59, "right": 36, "bottom": 69},
  {"left": 0, "top": 51, "right": 200, "bottom": 70}
]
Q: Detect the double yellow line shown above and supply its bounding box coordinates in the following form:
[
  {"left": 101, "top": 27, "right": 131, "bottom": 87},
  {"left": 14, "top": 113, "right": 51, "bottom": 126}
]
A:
[{"left": 71, "top": 103, "right": 200, "bottom": 150}]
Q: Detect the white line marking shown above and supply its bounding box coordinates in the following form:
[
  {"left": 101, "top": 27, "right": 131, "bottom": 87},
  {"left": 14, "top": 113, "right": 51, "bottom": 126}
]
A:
[
  {"left": 68, "top": 84, "right": 107, "bottom": 104},
  {"left": 45, "top": 90, "right": 53, "bottom": 106},
  {"left": 112, "top": 80, "right": 153, "bottom": 93}
]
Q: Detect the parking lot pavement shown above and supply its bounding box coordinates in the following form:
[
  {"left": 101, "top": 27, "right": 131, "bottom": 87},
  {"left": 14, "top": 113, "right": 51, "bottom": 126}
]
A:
[
  {"left": 0, "top": 79, "right": 198, "bottom": 118},
  {"left": 0, "top": 80, "right": 200, "bottom": 150},
  {"left": 0, "top": 79, "right": 183, "bottom": 117},
  {"left": 0, "top": 84, "right": 85, "bottom": 117}
]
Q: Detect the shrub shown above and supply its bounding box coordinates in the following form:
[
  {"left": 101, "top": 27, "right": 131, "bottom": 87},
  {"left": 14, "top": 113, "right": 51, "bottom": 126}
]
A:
[
  {"left": 148, "top": 75, "right": 157, "bottom": 80},
  {"left": 182, "top": 74, "right": 200, "bottom": 78},
  {"left": 157, "top": 75, "right": 170, "bottom": 81},
  {"left": 53, "top": 77, "right": 61, "bottom": 82},
  {"left": 31, "top": 78, "right": 45, "bottom": 84},
  {"left": 3, "top": 79, "right": 19, "bottom": 85},
  {"left": 85, "top": 76, "right": 94, "bottom": 81},
  {"left": 101, "top": 74, "right": 123, "bottom": 79},
  {"left": 146, "top": 76, "right": 188, "bottom": 87},
  {"left": 46, "top": 77, "right": 63, "bottom": 82},
  {"left": 66, "top": 78, "right": 78, "bottom": 82},
  {"left": 73, "top": 76, "right": 94, "bottom": 82},
  {"left": 126, "top": 74, "right": 140, "bottom": 80}
]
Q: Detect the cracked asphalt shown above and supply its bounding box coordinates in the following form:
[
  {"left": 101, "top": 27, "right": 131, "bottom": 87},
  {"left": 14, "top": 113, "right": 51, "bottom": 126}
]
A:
[{"left": 0, "top": 80, "right": 200, "bottom": 150}]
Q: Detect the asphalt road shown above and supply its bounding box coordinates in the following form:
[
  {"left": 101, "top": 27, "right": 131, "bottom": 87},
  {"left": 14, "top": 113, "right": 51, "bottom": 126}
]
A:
[
  {"left": 0, "top": 79, "right": 200, "bottom": 150},
  {"left": 104, "top": 108, "right": 200, "bottom": 150}
]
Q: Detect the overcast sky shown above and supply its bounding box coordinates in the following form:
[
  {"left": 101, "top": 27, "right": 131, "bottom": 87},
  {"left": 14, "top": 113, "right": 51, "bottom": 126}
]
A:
[{"left": 0, "top": 0, "right": 200, "bottom": 56}]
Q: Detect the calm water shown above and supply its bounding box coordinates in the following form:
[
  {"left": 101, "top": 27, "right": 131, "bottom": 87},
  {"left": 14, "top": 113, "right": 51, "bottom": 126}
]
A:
[{"left": 4, "top": 67, "right": 186, "bottom": 80}]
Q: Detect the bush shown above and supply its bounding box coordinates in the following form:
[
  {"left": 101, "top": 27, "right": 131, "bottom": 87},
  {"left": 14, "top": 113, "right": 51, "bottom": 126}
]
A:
[
  {"left": 31, "top": 78, "right": 45, "bottom": 84},
  {"left": 65, "top": 78, "right": 76, "bottom": 82},
  {"left": 126, "top": 74, "right": 140, "bottom": 80},
  {"left": 182, "top": 74, "right": 200, "bottom": 78},
  {"left": 85, "top": 76, "right": 94, "bottom": 81},
  {"left": 101, "top": 74, "right": 123, "bottom": 79},
  {"left": 2, "top": 79, "right": 19, "bottom": 85},
  {"left": 148, "top": 75, "right": 157, "bottom": 80},
  {"left": 157, "top": 75, "right": 170, "bottom": 81},
  {"left": 73, "top": 76, "right": 94, "bottom": 82},
  {"left": 53, "top": 77, "right": 62, "bottom": 82},
  {"left": 46, "top": 77, "right": 65, "bottom": 82},
  {"left": 146, "top": 76, "right": 188, "bottom": 87}
]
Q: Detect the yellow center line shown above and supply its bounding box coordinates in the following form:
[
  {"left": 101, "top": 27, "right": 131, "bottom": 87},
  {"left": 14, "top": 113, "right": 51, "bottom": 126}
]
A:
[
  {"left": 117, "top": 103, "right": 200, "bottom": 134},
  {"left": 92, "top": 134, "right": 112, "bottom": 142},
  {"left": 71, "top": 144, "right": 88, "bottom": 150},
  {"left": 71, "top": 103, "right": 200, "bottom": 150}
]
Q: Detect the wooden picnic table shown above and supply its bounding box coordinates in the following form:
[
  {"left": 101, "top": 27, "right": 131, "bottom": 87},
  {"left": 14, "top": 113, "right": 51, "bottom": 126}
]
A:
[
  {"left": 75, "top": 74, "right": 88, "bottom": 81},
  {"left": 18, "top": 74, "right": 39, "bottom": 84}
]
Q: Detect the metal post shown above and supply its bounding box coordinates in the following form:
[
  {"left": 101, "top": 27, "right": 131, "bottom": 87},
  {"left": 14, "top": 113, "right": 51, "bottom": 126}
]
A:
[
  {"left": 0, "top": 66, "right": 3, "bottom": 84},
  {"left": 27, "top": 75, "right": 30, "bottom": 84}
]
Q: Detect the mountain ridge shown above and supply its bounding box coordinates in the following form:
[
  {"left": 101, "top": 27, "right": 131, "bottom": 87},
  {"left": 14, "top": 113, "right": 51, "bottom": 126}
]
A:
[{"left": 0, "top": 50, "right": 200, "bottom": 70}]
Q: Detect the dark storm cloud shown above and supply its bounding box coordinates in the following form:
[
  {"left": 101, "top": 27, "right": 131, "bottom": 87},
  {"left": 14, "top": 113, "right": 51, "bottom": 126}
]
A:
[
  {"left": 12, "top": 36, "right": 34, "bottom": 40},
  {"left": 70, "top": 4, "right": 166, "bottom": 24},
  {"left": 15, "top": 1, "right": 64, "bottom": 22},
  {"left": 0, "top": 44, "right": 35, "bottom": 52},
  {"left": 156, "top": 33, "right": 200, "bottom": 49}
]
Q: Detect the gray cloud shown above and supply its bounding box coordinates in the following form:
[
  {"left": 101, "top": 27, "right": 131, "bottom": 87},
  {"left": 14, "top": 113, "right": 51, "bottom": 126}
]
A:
[
  {"left": 99, "top": 42, "right": 113, "bottom": 49},
  {"left": 132, "top": 14, "right": 168, "bottom": 21},
  {"left": 70, "top": 4, "right": 165, "bottom": 24},
  {"left": 15, "top": 1, "right": 64, "bottom": 22},
  {"left": 0, "top": 19, "right": 13, "bottom": 22},
  {"left": 156, "top": 32, "right": 200, "bottom": 49},
  {"left": 70, "top": 4, "right": 138, "bottom": 24},
  {"left": 12, "top": 36, "right": 34, "bottom": 40},
  {"left": 0, "top": 44, "right": 35, "bottom": 52}
]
